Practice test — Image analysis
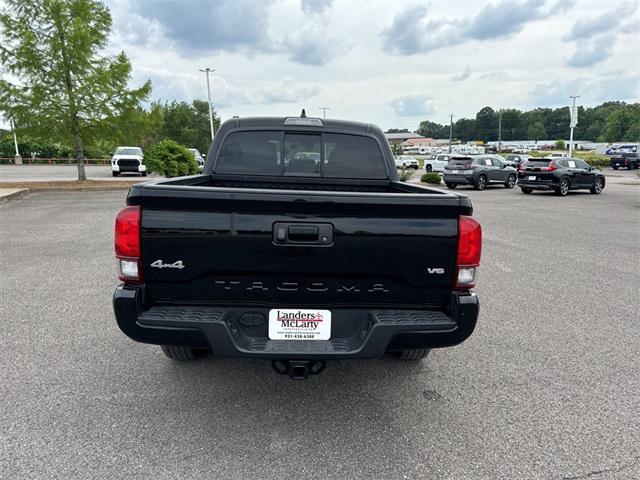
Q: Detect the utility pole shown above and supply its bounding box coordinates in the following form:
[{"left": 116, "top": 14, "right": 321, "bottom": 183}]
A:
[
  {"left": 569, "top": 95, "right": 580, "bottom": 157},
  {"left": 497, "top": 110, "right": 503, "bottom": 152},
  {"left": 448, "top": 114, "right": 453, "bottom": 154},
  {"left": 11, "top": 119, "right": 22, "bottom": 165},
  {"left": 199, "top": 67, "right": 215, "bottom": 141},
  {"left": 319, "top": 107, "right": 330, "bottom": 118}
]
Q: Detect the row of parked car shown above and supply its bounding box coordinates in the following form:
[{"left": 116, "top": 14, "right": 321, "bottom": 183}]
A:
[
  {"left": 396, "top": 153, "right": 606, "bottom": 196},
  {"left": 110, "top": 146, "right": 205, "bottom": 176}
]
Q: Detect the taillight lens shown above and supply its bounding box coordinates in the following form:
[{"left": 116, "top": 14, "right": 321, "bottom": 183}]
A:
[
  {"left": 455, "top": 215, "right": 482, "bottom": 289},
  {"left": 115, "top": 206, "right": 142, "bottom": 282},
  {"left": 519, "top": 163, "right": 527, "bottom": 171},
  {"left": 541, "top": 161, "right": 556, "bottom": 171}
]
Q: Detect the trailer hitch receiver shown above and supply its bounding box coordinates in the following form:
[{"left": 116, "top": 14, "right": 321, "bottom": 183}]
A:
[{"left": 271, "top": 360, "right": 327, "bottom": 379}]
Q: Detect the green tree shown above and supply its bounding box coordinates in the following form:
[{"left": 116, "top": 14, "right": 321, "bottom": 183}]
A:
[
  {"left": 555, "top": 139, "right": 566, "bottom": 150},
  {"left": 0, "top": 0, "right": 151, "bottom": 179},
  {"left": 144, "top": 139, "right": 198, "bottom": 177},
  {"left": 475, "top": 107, "right": 497, "bottom": 141},
  {"left": 528, "top": 122, "right": 548, "bottom": 140},
  {"left": 602, "top": 107, "right": 637, "bottom": 142},
  {"left": 416, "top": 120, "right": 445, "bottom": 138},
  {"left": 159, "top": 100, "right": 218, "bottom": 154}
]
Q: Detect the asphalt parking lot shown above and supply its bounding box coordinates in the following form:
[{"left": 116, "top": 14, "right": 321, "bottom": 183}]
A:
[
  {"left": 1, "top": 182, "right": 639, "bottom": 479},
  {"left": 0, "top": 164, "right": 153, "bottom": 181}
]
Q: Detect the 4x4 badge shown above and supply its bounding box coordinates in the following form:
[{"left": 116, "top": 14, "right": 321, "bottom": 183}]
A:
[{"left": 151, "top": 260, "right": 185, "bottom": 269}]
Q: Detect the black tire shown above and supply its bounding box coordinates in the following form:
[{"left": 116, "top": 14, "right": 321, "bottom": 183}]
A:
[
  {"left": 521, "top": 187, "right": 533, "bottom": 194},
  {"left": 141, "top": 172, "right": 147, "bottom": 177},
  {"left": 474, "top": 174, "right": 487, "bottom": 190},
  {"left": 590, "top": 177, "right": 604, "bottom": 194},
  {"left": 426, "top": 164, "right": 433, "bottom": 172},
  {"left": 555, "top": 177, "right": 570, "bottom": 196},
  {"left": 112, "top": 171, "right": 119, "bottom": 177},
  {"left": 504, "top": 174, "right": 516, "bottom": 188},
  {"left": 446, "top": 182, "right": 457, "bottom": 189},
  {"left": 160, "top": 345, "right": 203, "bottom": 361},
  {"left": 389, "top": 348, "right": 431, "bottom": 361},
  {"left": 612, "top": 165, "right": 619, "bottom": 170},
  {"left": 628, "top": 165, "right": 635, "bottom": 170}
]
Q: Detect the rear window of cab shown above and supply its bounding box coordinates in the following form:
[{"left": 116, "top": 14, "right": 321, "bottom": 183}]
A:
[{"left": 215, "top": 131, "right": 388, "bottom": 179}]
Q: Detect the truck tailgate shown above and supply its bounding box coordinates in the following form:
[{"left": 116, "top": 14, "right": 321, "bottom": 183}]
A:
[{"left": 134, "top": 185, "right": 468, "bottom": 308}]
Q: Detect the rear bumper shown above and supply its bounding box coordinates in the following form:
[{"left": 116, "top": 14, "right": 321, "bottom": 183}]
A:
[
  {"left": 113, "top": 286, "right": 479, "bottom": 359},
  {"left": 443, "top": 174, "right": 475, "bottom": 185},
  {"left": 518, "top": 179, "right": 556, "bottom": 190}
]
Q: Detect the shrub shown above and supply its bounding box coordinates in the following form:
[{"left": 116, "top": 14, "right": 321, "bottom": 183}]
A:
[
  {"left": 555, "top": 139, "right": 565, "bottom": 150},
  {"left": 144, "top": 139, "right": 198, "bottom": 177},
  {"left": 398, "top": 166, "right": 415, "bottom": 181},
  {"left": 421, "top": 173, "right": 441, "bottom": 184}
]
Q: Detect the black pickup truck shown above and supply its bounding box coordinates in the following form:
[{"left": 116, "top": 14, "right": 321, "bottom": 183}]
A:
[
  {"left": 113, "top": 115, "right": 481, "bottom": 378},
  {"left": 610, "top": 153, "right": 639, "bottom": 170}
]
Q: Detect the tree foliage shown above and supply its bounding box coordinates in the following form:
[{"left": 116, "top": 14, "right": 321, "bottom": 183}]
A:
[
  {"left": 0, "top": 0, "right": 151, "bottom": 179},
  {"left": 411, "top": 102, "right": 639, "bottom": 143},
  {"left": 144, "top": 139, "right": 198, "bottom": 177}
]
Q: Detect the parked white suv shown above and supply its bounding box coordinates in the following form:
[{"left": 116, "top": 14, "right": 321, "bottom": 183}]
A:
[
  {"left": 111, "top": 146, "right": 146, "bottom": 176},
  {"left": 424, "top": 154, "right": 451, "bottom": 172},
  {"left": 188, "top": 148, "right": 205, "bottom": 173},
  {"left": 394, "top": 155, "right": 419, "bottom": 169}
]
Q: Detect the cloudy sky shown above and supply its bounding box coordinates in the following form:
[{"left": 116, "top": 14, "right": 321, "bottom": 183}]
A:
[{"left": 5, "top": 0, "right": 640, "bottom": 131}]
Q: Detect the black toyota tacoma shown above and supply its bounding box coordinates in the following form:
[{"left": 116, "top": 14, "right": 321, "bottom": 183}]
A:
[{"left": 113, "top": 115, "right": 481, "bottom": 378}]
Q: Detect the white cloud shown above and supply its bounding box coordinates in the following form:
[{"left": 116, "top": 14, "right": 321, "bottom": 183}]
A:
[
  {"left": 89, "top": 0, "right": 640, "bottom": 131},
  {"left": 451, "top": 65, "right": 472, "bottom": 82},
  {"left": 389, "top": 94, "right": 437, "bottom": 117},
  {"left": 566, "top": 35, "right": 616, "bottom": 68}
]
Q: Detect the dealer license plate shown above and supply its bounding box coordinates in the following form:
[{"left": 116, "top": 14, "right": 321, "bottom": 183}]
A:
[
  {"left": 528, "top": 175, "right": 536, "bottom": 180},
  {"left": 268, "top": 309, "right": 331, "bottom": 340}
]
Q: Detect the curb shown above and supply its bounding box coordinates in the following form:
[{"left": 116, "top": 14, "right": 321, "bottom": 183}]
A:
[{"left": 0, "top": 188, "right": 28, "bottom": 201}]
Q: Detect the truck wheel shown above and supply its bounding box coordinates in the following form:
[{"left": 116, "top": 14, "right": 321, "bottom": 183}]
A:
[
  {"left": 160, "top": 345, "right": 204, "bottom": 361},
  {"left": 555, "top": 177, "right": 570, "bottom": 196},
  {"left": 474, "top": 175, "right": 487, "bottom": 190},
  {"left": 141, "top": 172, "right": 147, "bottom": 177},
  {"left": 112, "top": 172, "right": 119, "bottom": 177},
  {"left": 446, "top": 183, "right": 457, "bottom": 189},
  {"left": 390, "top": 348, "right": 431, "bottom": 361},
  {"left": 612, "top": 165, "right": 619, "bottom": 170},
  {"left": 521, "top": 187, "right": 533, "bottom": 194},
  {"left": 628, "top": 165, "right": 634, "bottom": 170},
  {"left": 426, "top": 164, "right": 433, "bottom": 172},
  {"left": 504, "top": 174, "right": 516, "bottom": 188},
  {"left": 590, "top": 178, "right": 604, "bottom": 194}
]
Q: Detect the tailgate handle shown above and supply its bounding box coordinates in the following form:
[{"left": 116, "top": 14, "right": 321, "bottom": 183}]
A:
[
  {"left": 288, "top": 225, "right": 319, "bottom": 241},
  {"left": 273, "top": 222, "right": 333, "bottom": 246}
]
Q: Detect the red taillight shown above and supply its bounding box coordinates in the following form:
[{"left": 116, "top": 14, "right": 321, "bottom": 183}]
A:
[
  {"left": 455, "top": 215, "right": 482, "bottom": 289},
  {"left": 115, "top": 206, "right": 142, "bottom": 282},
  {"left": 519, "top": 163, "right": 527, "bottom": 171},
  {"left": 541, "top": 161, "right": 556, "bottom": 172}
]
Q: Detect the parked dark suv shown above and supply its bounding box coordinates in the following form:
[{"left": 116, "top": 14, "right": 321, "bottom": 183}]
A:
[
  {"left": 504, "top": 154, "right": 531, "bottom": 170},
  {"left": 518, "top": 158, "right": 605, "bottom": 196},
  {"left": 610, "top": 153, "right": 639, "bottom": 170},
  {"left": 444, "top": 155, "right": 518, "bottom": 190}
]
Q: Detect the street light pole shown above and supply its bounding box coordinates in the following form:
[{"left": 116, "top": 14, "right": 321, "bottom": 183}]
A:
[
  {"left": 497, "top": 110, "right": 503, "bottom": 153},
  {"left": 569, "top": 95, "right": 580, "bottom": 158},
  {"left": 11, "top": 119, "right": 22, "bottom": 164},
  {"left": 319, "top": 107, "right": 330, "bottom": 118},
  {"left": 199, "top": 67, "right": 215, "bottom": 141},
  {"left": 448, "top": 114, "right": 453, "bottom": 154}
]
